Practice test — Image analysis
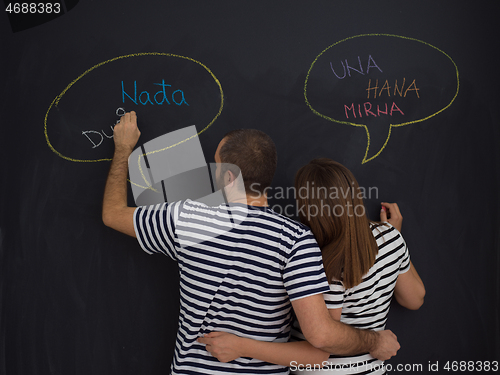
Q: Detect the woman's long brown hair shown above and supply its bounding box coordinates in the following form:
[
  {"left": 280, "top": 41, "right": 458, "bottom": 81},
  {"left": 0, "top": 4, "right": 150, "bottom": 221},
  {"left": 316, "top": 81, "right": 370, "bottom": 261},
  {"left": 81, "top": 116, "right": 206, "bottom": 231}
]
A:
[{"left": 294, "top": 158, "right": 378, "bottom": 288}]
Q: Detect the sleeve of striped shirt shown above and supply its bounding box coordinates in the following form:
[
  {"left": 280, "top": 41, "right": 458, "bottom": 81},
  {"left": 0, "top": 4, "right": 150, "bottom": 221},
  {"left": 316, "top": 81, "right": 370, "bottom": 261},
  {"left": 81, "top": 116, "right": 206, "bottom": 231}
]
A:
[
  {"left": 323, "top": 280, "right": 345, "bottom": 309},
  {"left": 133, "top": 202, "right": 180, "bottom": 260},
  {"left": 398, "top": 236, "right": 411, "bottom": 274},
  {"left": 283, "top": 230, "right": 330, "bottom": 302}
]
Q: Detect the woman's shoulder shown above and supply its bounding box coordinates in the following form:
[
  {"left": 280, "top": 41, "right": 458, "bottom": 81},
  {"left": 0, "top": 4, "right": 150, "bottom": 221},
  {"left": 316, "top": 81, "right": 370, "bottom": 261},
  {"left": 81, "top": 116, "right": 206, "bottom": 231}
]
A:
[
  {"left": 369, "top": 220, "right": 393, "bottom": 235},
  {"left": 369, "top": 221, "right": 406, "bottom": 249}
]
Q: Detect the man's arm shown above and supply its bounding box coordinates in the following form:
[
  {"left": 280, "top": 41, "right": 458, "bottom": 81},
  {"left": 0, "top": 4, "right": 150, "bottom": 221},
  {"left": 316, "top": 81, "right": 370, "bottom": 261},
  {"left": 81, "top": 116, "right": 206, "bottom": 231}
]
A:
[
  {"left": 197, "top": 308, "right": 342, "bottom": 366},
  {"left": 102, "top": 111, "right": 141, "bottom": 237},
  {"left": 292, "top": 293, "right": 399, "bottom": 361},
  {"left": 198, "top": 296, "right": 399, "bottom": 364}
]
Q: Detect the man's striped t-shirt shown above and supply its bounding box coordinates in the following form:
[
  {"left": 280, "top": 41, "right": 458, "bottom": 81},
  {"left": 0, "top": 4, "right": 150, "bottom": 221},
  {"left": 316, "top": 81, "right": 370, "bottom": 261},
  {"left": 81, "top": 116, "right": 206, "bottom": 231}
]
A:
[
  {"left": 134, "top": 200, "right": 330, "bottom": 374},
  {"left": 290, "top": 223, "right": 411, "bottom": 375}
]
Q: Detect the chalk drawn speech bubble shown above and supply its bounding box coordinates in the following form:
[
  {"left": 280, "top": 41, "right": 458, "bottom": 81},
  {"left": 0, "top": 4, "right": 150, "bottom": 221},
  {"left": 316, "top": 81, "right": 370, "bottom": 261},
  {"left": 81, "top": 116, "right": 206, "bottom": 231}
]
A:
[
  {"left": 304, "top": 34, "right": 459, "bottom": 164},
  {"left": 44, "top": 53, "right": 224, "bottom": 163}
]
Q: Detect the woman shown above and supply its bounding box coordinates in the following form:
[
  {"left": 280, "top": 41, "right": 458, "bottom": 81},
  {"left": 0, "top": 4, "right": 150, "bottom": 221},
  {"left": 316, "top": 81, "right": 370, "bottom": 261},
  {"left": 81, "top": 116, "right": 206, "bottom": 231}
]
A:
[{"left": 198, "top": 158, "right": 425, "bottom": 374}]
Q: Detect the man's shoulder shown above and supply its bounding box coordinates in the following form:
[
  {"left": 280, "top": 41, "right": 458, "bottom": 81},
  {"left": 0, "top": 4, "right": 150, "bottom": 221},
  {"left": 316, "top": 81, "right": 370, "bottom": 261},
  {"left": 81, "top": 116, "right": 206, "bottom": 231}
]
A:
[
  {"left": 254, "top": 206, "right": 314, "bottom": 241},
  {"left": 184, "top": 200, "right": 306, "bottom": 226},
  {"left": 177, "top": 200, "right": 315, "bottom": 244}
]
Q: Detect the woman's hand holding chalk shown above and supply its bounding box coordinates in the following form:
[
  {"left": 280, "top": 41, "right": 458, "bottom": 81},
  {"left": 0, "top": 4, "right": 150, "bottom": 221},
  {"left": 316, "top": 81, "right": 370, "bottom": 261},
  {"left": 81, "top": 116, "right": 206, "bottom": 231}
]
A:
[{"left": 380, "top": 202, "right": 403, "bottom": 232}]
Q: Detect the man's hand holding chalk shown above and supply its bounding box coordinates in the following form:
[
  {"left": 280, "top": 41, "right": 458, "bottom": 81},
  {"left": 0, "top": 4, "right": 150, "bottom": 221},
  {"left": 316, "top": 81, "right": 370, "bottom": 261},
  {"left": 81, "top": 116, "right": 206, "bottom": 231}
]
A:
[{"left": 113, "top": 111, "right": 141, "bottom": 154}]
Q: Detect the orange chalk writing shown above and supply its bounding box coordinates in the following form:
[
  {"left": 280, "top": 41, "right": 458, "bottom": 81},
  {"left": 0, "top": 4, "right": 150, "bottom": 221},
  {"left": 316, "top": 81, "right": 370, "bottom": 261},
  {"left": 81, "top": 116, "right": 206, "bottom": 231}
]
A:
[{"left": 367, "top": 78, "right": 420, "bottom": 99}]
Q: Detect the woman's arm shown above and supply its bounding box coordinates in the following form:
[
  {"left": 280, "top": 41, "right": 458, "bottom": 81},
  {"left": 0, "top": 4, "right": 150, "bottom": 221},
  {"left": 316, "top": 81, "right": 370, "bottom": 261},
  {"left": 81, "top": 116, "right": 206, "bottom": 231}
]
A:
[
  {"left": 394, "top": 261, "right": 425, "bottom": 310},
  {"left": 379, "top": 202, "right": 425, "bottom": 309},
  {"left": 197, "top": 308, "right": 342, "bottom": 366}
]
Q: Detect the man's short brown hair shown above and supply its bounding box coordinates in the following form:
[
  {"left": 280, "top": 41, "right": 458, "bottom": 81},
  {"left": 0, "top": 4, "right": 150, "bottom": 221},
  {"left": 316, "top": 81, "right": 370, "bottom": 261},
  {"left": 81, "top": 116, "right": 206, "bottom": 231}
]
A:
[{"left": 219, "top": 129, "right": 277, "bottom": 195}]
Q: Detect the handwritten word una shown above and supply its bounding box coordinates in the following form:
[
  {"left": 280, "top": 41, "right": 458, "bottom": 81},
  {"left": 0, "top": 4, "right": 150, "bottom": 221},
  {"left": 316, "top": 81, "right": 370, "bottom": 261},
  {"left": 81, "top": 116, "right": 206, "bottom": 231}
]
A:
[
  {"left": 330, "top": 55, "right": 382, "bottom": 79},
  {"left": 345, "top": 102, "right": 404, "bottom": 119},
  {"left": 122, "top": 80, "right": 189, "bottom": 106},
  {"left": 366, "top": 78, "right": 420, "bottom": 99}
]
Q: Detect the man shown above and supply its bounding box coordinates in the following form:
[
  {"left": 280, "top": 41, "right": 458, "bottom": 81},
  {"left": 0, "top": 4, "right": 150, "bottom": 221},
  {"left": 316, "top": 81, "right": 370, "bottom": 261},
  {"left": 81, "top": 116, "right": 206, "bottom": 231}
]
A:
[{"left": 102, "top": 111, "right": 399, "bottom": 374}]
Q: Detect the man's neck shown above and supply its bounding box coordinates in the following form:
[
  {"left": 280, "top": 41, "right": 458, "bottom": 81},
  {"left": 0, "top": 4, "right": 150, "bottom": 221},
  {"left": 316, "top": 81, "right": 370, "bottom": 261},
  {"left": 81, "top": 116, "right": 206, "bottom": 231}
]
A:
[{"left": 229, "top": 194, "right": 268, "bottom": 207}]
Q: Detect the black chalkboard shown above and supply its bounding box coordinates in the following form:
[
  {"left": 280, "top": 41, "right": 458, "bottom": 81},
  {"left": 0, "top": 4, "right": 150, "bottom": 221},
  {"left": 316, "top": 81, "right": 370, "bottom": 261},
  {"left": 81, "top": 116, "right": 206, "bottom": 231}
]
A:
[{"left": 1, "top": 1, "right": 499, "bottom": 374}]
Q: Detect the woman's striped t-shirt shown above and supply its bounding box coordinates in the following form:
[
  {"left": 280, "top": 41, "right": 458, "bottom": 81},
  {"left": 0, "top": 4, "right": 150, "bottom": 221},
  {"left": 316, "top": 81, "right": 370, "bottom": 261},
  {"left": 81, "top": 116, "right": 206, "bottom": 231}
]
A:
[
  {"left": 291, "top": 223, "right": 411, "bottom": 375},
  {"left": 134, "top": 200, "right": 330, "bottom": 375}
]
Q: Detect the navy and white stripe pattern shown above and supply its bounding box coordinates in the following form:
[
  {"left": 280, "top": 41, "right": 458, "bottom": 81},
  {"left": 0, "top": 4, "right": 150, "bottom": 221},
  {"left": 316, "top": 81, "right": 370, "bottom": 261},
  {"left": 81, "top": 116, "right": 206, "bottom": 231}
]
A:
[
  {"left": 134, "top": 200, "right": 330, "bottom": 374},
  {"left": 291, "top": 223, "right": 410, "bottom": 375}
]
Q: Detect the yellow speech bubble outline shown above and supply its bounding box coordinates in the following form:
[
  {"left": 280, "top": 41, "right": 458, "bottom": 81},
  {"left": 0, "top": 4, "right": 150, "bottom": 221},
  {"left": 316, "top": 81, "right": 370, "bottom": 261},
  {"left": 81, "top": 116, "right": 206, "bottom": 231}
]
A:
[
  {"left": 44, "top": 52, "right": 224, "bottom": 165},
  {"left": 304, "top": 34, "right": 459, "bottom": 164}
]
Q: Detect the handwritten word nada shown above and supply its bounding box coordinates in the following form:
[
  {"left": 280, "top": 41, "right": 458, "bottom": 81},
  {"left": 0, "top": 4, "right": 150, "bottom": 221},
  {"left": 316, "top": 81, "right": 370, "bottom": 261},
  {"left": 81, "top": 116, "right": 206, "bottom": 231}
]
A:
[
  {"left": 122, "top": 80, "right": 189, "bottom": 106},
  {"left": 81, "top": 80, "right": 189, "bottom": 148}
]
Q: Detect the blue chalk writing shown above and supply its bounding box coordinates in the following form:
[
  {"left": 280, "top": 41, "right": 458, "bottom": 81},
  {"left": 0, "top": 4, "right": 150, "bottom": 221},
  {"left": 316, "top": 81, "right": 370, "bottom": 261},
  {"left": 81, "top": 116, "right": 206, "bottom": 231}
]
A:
[
  {"left": 346, "top": 56, "right": 364, "bottom": 77},
  {"left": 366, "top": 55, "right": 382, "bottom": 74},
  {"left": 331, "top": 55, "right": 383, "bottom": 79},
  {"left": 172, "top": 89, "right": 189, "bottom": 106},
  {"left": 121, "top": 80, "right": 189, "bottom": 106},
  {"left": 153, "top": 81, "right": 171, "bottom": 105},
  {"left": 122, "top": 81, "right": 138, "bottom": 104}
]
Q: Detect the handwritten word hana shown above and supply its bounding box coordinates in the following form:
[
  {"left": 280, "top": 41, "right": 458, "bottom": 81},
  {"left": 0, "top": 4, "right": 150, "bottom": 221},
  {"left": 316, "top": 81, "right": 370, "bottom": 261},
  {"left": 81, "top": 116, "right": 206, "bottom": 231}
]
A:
[
  {"left": 366, "top": 78, "right": 420, "bottom": 99},
  {"left": 121, "top": 80, "right": 189, "bottom": 106}
]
